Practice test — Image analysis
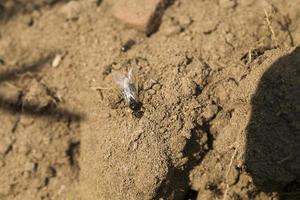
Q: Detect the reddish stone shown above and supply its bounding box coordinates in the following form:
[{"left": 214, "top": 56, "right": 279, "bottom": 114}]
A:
[{"left": 112, "top": 0, "right": 170, "bottom": 35}]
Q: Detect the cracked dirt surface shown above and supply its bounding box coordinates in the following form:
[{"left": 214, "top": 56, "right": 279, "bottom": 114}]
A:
[{"left": 0, "top": 0, "right": 300, "bottom": 200}]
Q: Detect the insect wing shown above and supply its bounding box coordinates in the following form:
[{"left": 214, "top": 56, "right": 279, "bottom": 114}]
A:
[
  {"left": 128, "top": 67, "right": 139, "bottom": 96},
  {"left": 111, "top": 68, "right": 139, "bottom": 104},
  {"left": 111, "top": 71, "right": 127, "bottom": 89}
]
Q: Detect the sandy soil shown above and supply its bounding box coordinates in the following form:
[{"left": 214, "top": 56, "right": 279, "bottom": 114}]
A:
[{"left": 0, "top": 0, "right": 299, "bottom": 200}]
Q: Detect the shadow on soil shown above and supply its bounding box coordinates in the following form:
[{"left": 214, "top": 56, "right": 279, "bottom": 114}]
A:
[
  {"left": 245, "top": 47, "right": 300, "bottom": 199},
  {"left": 0, "top": 55, "right": 84, "bottom": 122},
  {"left": 0, "top": 0, "right": 70, "bottom": 23}
]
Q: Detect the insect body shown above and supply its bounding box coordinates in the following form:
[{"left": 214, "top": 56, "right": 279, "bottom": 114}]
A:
[{"left": 112, "top": 68, "right": 143, "bottom": 117}]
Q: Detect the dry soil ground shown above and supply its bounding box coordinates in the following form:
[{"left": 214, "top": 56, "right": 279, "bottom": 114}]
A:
[{"left": 0, "top": 0, "right": 299, "bottom": 200}]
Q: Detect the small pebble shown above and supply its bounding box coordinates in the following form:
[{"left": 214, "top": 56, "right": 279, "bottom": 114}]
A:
[
  {"left": 164, "top": 25, "right": 181, "bottom": 36},
  {"left": 202, "top": 19, "right": 219, "bottom": 34},
  {"left": 152, "top": 83, "right": 161, "bottom": 91},
  {"left": 178, "top": 15, "right": 192, "bottom": 29},
  {"left": 202, "top": 104, "right": 219, "bottom": 120},
  {"left": 52, "top": 54, "right": 62, "bottom": 67},
  {"left": 148, "top": 89, "right": 156, "bottom": 95}
]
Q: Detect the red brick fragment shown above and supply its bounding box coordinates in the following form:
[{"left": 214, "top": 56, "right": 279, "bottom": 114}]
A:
[{"left": 112, "top": 0, "right": 170, "bottom": 35}]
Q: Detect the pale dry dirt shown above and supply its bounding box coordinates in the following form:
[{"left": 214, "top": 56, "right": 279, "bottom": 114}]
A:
[{"left": 0, "top": 0, "right": 299, "bottom": 200}]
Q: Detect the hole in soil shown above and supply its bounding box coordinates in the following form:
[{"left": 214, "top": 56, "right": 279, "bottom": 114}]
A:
[{"left": 184, "top": 189, "right": 198, "bottom": 200}]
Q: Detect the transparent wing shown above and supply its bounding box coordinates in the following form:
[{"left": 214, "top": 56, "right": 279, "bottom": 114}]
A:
[
  {"left": 111, "top": 71, "right": 127, "bottom": 90},
  {"left": 128, "top": 67, "right": 139, "bottom": 95}
]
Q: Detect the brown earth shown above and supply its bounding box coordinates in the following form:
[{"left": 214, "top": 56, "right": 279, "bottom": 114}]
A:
[{"left": 0, "top": 0, "right": 299, "bottom": 200}]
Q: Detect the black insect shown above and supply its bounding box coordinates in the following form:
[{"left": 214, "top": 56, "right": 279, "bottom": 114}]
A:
[
  {"left": 112, "top": 68, "right": 143, "bottom": 118},
  {"left": 121, "top": 39, "right": 136, "bottom": 52}
]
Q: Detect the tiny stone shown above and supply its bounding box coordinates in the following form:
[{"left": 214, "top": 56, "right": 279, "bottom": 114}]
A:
[
  {"left": 164, "top": 25, "right": 181, "bottom": 36},
  {"left": 52, "top": 54, "right": 62, "bottom": 67},
  {"left": 199, "top": 132, "right": 208, "bottom": 146},
  {"left": 202, "top": 19, "right": 219, "bottom": 34},
  {"left": 183, "top": 35, "right": 193, "bottom": 41},
  {"left": 143, "top": 81, "right": 155, "bottom": 90},
  {"left": 202, "top": 104, "right": 219, "bottom": 120},
  {"left": 152, "top": 83, "right": 161, "bottom": 91},
  {"left": 183, "top": 131, "right": 192, "bottom": 139},
  {"left": 178, "top": 15, "right": 192, "bottom": 28},
  {"left": 148, "top": 89, "right": 156, "bottom": 95}
]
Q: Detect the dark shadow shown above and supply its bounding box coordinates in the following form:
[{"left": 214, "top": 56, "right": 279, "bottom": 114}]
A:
[
  {"left": 183, "top": 188, "right": 198, "bottom": 200},
  {"left": 0, "top": 95, "right": 83, "bottom": 122},
  {"left": 154, "top": 122, "right": 213, "bottom": 199},
  {"left": 0, "top": 0, "right": 70, "bottom": 23},
  {"left": 0, "top": 55, "right": 52, "bottom": 83},
  {"left": 245, "top": 47, "right": 300, "bottom": 199},
  {"left": 146, "top": 0, "right": 176, "bottom": 36},
  {"left": 0, "top": 56, "right": 84, "bottom": 122}
]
